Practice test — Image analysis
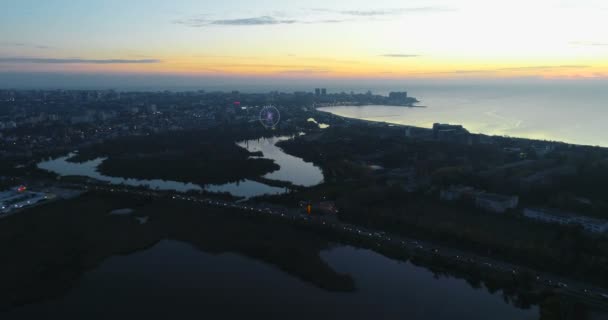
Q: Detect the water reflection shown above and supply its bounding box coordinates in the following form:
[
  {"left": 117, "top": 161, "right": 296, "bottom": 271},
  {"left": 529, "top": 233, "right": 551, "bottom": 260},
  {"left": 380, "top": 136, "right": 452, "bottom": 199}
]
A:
[
  {"left": 37, "top": 154, "right": 286, "bottom": 198},
  {"left": 3, "top": 242, "right": 538, "bottom": 320},
  {"left": 322, "top": 247, "right": 538, "bottom": 319},
  {"left": 237, "top": 136, "right": 324, "bottom": 187},
  {"left": 36, "top": 134, "right": 325, "bottom": 198},
  {"left": 0, "top": 194, "right": 540, "bottom": 319}
]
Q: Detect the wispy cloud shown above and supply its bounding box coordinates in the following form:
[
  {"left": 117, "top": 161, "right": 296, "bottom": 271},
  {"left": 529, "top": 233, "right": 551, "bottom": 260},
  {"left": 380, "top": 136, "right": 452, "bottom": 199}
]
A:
[
  {"left": 0, "top": 57, "right": 161, "bottom": 64},
  {"left": 0, "top": 42, "right": 53, "bottom": 50},
  {"left": 278, "top": 68, "right": 331, "bottom": 74},
  {"left": 570, "top": 41, "right": 608, "bottom": 47},
  {"left": 381, "top": 54, "right": 421, "bottom": 58},
  {"left": 174, "top": 15, "right": 345, "bottom": 27},
  {"left": 332, "top": 9, "right": 397, "bottom": 16},
  {"left": 498, "top": 65, "right": 590, "bottom": 71},
  {"left": 211, "top": 16, "right": 297, "bottom": 26},
  {"left": 417, "top": 65, "right": 590, "bottom": 75},
  {"left": 175, "top": 6, "right": 452, "bottom": 28},
  {"left": 332, "top": 7, "right": 455, "bottom": 16}
]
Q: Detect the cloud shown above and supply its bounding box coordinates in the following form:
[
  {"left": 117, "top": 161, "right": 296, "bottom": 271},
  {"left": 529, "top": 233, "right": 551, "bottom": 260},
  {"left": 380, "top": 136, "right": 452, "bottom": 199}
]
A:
[
  {"left": 313, "top": 19, "right": 347, "bottom": 24},
  {"left": 174, "top": 6, "right": 452, "bottom": 28},
  {"left": 174, "top": 15, "right": 345, "bottom": 27},
  {"left": 314, "top": 7, "right": 455, "bottom": 16},
  {"left": 211, "top": 16, "right": 297, "bottom": 26},
  {"left": 278, "top": 68, "right": 331, "bottom": 74},
  {"left": 0, "top": 42, "right": 53, "bottom": 50},
  {"left": 0, "top": 57, "right": 161, "bottom": 64},
  {"left": 381, "top": 54, "right": 421, "bottom": 58},
  {"left": 570, "top": 41, "right": 608, "bottom": 47},
  {"left": 337, "top": 10, "right": 397, "bottom": 16},
  {"left": 498, "top": 65, "right": 590, "bottom": 71},
  {"left": 413, "top": 65, "right": 591, "bottom": 76}
]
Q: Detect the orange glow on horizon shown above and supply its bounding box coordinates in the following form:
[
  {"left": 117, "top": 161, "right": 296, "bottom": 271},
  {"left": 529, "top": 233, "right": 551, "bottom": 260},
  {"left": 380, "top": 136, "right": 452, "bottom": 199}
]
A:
[{"left": 4, "top": 55, "right": 607, "bottom": 79}]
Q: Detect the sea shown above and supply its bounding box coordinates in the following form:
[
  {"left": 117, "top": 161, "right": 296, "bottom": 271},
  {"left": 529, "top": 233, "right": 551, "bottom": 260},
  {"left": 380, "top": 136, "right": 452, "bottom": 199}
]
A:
[{"left": 317, "top": 81, "right": 608, "bottom": 147}]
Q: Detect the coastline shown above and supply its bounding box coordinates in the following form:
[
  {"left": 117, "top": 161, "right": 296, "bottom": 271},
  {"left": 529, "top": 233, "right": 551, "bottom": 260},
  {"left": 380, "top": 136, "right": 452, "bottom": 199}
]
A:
[{"left": 315, "top": 105, "right": 606, "bottom": 149}]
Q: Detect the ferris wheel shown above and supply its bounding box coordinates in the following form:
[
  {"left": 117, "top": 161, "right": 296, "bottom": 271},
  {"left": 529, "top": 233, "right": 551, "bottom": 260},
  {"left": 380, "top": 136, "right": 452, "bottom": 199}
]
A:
[{"left": 259, "top": 105, "right": 280, "bottom": 129}]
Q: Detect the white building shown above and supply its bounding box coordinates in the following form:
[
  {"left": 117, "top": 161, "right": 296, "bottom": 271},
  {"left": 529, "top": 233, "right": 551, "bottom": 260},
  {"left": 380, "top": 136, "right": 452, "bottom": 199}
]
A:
[
  {"left": 523, "top": 208, "right": 571, "bottom": 225},
  {"left": 0, "top": 121, "right": 17, "bottom": 130},
  {"left": 440, "top": 185, "right": 480, "bottom": 201},
  {"left": 0, "top": 187, "right": 48, "bottom": 215},
  {"left": 474, "top": 193, "right": 519, "bottom": 213},
  {"left": 523, "top": 208, "right": 608, "bottom": 233},
  {"left": 571, "top": 216, "right": 608, "bottom": 233}
]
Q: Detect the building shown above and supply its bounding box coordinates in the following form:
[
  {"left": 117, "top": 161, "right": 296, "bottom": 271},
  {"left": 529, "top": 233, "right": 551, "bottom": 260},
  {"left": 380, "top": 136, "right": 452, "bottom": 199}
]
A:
[
  {"left": 0, "top": 186, "right": 48, "bottom": 215},
  {"left": 0, "top": 121, "right": 17, "bottom": 130},
  {"left": 523, "top": 208, "right": 608, "bottom": 233},
  {"left": 389, "top": 91, "right": 408, "bottom": 100},
  {"left": 440, "top": 185, "right": 480, "bottom": 201},
  {"left": 523, "top": 208, "right": 571, "bottom": 225},
  {"left": 432, "top": 123, "right": 471, "bottom": 144},
  {"left": 315, "top": 88, "right": 321, "bottom": 96},
  {"left": 474, "top": 193, "right": 519, "bottom": 213},
  {"left": 321, "top": 88, "right": 327, "bottom": 96},
  {"left": 571, "top": 216, "right": 608, "bottom": 234},
  {"left": 405, "top": 127, "right": 413, "bottom": 137}
]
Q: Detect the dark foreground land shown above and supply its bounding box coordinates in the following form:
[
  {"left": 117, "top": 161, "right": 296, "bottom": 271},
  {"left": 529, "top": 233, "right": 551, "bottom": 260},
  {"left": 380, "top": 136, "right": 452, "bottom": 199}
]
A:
[
  {"left": 0, "top": 193, "right": 354, "bottom": 312},
  {"left": 0, "top": 192, "right": 591, "bottom": 319}
]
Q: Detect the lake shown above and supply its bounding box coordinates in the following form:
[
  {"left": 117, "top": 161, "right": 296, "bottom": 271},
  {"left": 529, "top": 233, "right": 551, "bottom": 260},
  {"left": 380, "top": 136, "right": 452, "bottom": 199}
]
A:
[
  {"left": 37, "top": 136, "right": 323, "bottom": 198},
  {"left": 2, "top": 240, "right": 538, "bottom": 319}
]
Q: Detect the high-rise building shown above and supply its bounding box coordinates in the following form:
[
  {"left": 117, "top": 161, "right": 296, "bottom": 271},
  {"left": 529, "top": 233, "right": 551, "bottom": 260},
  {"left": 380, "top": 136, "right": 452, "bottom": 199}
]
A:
[
  {"left": 321, "top": 88, "right": 327, "bottom": 95},
  {"left": 389, "top": 92, "right": 408, "bottom": 100},
  {"left": 315, "top": 88, "right": 321, "bottom": 96}
]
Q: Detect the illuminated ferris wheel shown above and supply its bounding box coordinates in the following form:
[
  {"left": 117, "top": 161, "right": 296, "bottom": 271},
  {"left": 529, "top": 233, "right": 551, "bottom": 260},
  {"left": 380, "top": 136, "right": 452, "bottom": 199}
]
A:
[{"left": 259, "top": 105, "right": 280, "bottom": 129}]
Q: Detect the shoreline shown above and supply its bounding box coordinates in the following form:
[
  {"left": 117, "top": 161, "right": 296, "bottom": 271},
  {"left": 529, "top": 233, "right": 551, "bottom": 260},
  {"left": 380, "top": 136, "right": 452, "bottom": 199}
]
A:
[{"left": 315, "top": 105, "right": 606, "bottom": 149}]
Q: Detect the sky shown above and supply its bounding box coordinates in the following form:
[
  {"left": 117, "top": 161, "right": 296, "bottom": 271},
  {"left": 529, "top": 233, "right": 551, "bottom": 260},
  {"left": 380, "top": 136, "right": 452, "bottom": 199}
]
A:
[{"left": 1, "top": 0, "right": 607, "bottom": 82}]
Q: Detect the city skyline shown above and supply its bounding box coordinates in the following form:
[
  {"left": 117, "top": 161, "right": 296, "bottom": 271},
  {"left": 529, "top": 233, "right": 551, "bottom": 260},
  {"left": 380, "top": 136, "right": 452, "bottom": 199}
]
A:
[{"left": 1, "top": 0, "right": 608, "bottom": 82}]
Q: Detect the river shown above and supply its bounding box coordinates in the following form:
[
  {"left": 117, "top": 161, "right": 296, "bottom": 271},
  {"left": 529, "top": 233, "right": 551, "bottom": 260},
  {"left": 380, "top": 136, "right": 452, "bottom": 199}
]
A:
[
  {"left": 37, "top": 136, "right": 323, "bottom": 198},
  {"left": 238, "top": 136, "right": 323, "bottom": 187}
]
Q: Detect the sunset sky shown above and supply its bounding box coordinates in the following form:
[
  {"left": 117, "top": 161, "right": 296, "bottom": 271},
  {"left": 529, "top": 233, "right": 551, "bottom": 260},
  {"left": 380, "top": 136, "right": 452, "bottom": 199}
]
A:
[{"left": 1, "top": 0, "right": 607, "bottom": 80}]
